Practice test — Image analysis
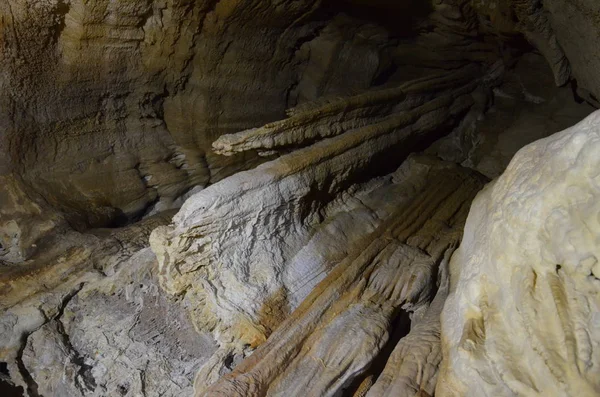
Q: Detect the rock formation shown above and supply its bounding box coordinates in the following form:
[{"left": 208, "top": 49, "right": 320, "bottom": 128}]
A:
[
  {"left": 197, "top": 155, "right": 487, "bottom": 396},
  {"left": 0, "top": 212, "right": 216, "bottom": 397},
  {"left": 473, "top": 0, "right": 600, "bottom": 105},
  {"left": 150, "top": 61, "right": 495, "bottom": 347},
  {"left": 0, "top": 0, "right": 599, "bottom": 396},
  {"left": 437, "top": 110, "right": 600, "bottom": 397}
]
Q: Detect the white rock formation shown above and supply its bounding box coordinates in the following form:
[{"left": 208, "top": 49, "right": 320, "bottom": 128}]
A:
[
  {"left": 200, "top": 155, "right": 487, "bottom": 396},
  {"left": 149, "top": 63, "right": 491, "bottom": 353},
  {"left": 438, "top": 110, "right": 600, "bottom": 396}
]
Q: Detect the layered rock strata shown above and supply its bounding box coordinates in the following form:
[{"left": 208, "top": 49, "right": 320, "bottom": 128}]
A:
[{"left": 1, "top": 0, "right": 599, "bottom": 396}]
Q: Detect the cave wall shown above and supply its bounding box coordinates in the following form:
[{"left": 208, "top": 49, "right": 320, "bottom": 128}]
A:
[
  {"left": 2, "top": 0, "right": 597, "bottom": 227},
  {"left": 0, "top": 0, "right": 398, "bottom": 230},
  {"left": 0, "top": 0, "right": 598, "bottom": 241},
  {"left": 474, "top": 0, "right": 600, "bottom": 104}
]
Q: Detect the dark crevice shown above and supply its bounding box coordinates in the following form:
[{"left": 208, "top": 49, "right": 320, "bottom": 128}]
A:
[
  {"left": 117, "top": 384, "right": 129, "bottom": 396},
  {"left": 0, "top": 362, "right": 24, "bottom": 397},
  {"left": 0, "top": 362, "right": 9, "bottom": 376},
  {"left": 342, "top": 309, "right": 412, "bottom": 396},
  {"left": 51, "top": 0, "right": 70, "bottom": 45},
  {"left": 321, "top": 0, "right": 433, "bottom": 38},
  {"left": 139, "top": 369, "right": 147, "bottom": 397},
  {"left": 137, "top": 4, "right": 155, "bottom": 28},
  {"left": 0, "top": 378, "right": 24, "bottom": 397},
  {"left": 371, "top": 309, "right": 413, "bottom": 382},
  {"left": 372, "top": 62, "right": 400, "bottom": 87},
  {"left": 53, "top": 284, "right": 97, "bottom": 394},
  {"left": 16, "top": 333, "right": 41, "bottom": 397}
]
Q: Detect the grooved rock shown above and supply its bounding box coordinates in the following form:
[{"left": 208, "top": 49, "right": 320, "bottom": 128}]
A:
[
  {"left": 150, "top": 60, "right": 496, "bottom": 353},
  {"left": 200, "top": 155, "right": 487, "bottom": 396},
  {"left": 1, "top": 0, "right": 598, "bottom": 395}
]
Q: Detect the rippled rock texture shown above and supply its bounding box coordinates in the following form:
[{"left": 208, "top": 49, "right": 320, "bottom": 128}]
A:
[{"left": 194, "top": 155, "right": 487, "bottom": 396}]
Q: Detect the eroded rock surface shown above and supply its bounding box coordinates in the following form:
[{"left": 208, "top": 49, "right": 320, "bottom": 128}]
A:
[
  {"left": 0, "top": 214, "right": 216, "bottom": 397},
  {"left": 200, "top": 155, "right": 486, "bottom": 396},
  {"left": 0, "top": 0, "right": 427, "bottom": 229},
  {"left": 438, "top": 110, "right": 600, "bottom": 396},
  {"left": 150, "top": 55, "right": 498, "bottom": 351}
]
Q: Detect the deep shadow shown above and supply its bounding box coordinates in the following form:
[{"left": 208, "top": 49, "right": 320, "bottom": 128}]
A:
[
  {"left": 0, "top": 363, "right": 24, "bottom": 397},
  {"left": 321, "top": 0, "right": 434, "bottom": 37},
  {"left": 343, "top": 309, "right": 412, "bottom": 395}
]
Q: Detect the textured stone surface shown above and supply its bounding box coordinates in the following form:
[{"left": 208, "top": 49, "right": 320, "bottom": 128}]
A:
[
  {"left": 0, "top": 175, "right": 66, "bottom": 264},
  {"left": 0, "top": 0, "right": 397, "bottom": 228},
  {"left": 151, "top": 58, "right": 497, "bottom": 351},
  {"left": 0, "top": 213, "right": 217, "bottom": 397},
  {"left": 476, "top": 0, "right": 600, "bottom": 103},
  {"left": 200, "top": 155, "right": 487, "bottom": 396},
  {"left": 438, "top": 110, "right": 600, "bottom": 396},
  {"left": 429, "top": 52, "right": 595, "bottom": 178},
  {"left": 3, "top": 0, "right": 597, "bottom": 227},
  {"left": 543, "top": 0, "right": 600, "bottom": 105},
  {"left": 1, "top": 0, "right": 599, "bottom": 396},
  {"left": 21, "top": 249, "right": 216, "bottom": 397}
]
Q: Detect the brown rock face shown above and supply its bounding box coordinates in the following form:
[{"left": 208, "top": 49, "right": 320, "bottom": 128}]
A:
[
  {"left": 0, "top": 0, "right": 325, "bottom": 228},
  {"left": 1, "top": 0, "right": 597, "bottom": 231},
  {"left": 473, "top": 0, "right": 600, "bottom": 103}
]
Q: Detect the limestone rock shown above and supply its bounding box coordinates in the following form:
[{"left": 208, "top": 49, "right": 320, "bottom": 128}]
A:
[
  {"left": 1, "top": 0, "right": 598, "bottom": 396},
  {"left": 0, "top": 0, "right": 404, "bottom": 228},
  {"left": 20, "top": 249, "right": 216, "bottom": 397},
  {"left": 0, "top": 214, "right": 216, "bottom": 397},
  {"left": 150, "top": 59, "right": 498, "bottom": 351},
  {"left": 150, "top": 4, "right": 507, "bottom": 391},
  {"left": 200, "top": 155, "right": 487, "bottom": 396},
  {"left": 437, "top": 110, "right": 600, "bottom": 396}
]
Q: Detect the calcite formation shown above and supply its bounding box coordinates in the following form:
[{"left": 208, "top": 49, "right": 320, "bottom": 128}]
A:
[
  {"left": 437, "top": 110, "right": 600, "bottom": 396},
  {"left": 1, "top": 0, "right": 599, "bottom": 396},
  {"left": 150, "top": 60, "right": 497, "bottom": 356},
  {"left": 199, "top": 155, "right": 487, "bottom": 396}
]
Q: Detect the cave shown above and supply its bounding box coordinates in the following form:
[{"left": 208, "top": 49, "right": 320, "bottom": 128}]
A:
[{"left": 1, "top": 0, "right": 599, "bottom": 396}]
